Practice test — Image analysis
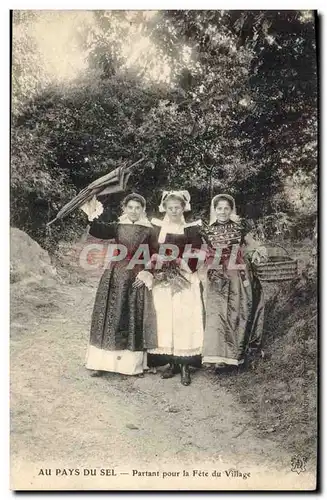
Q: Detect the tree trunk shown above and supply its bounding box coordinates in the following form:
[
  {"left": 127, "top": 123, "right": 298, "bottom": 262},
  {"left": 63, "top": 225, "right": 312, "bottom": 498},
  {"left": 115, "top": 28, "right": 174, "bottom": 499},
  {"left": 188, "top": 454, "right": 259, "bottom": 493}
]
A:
[{"left": 208, "top": 166, "right": 215, "bottom": 201}]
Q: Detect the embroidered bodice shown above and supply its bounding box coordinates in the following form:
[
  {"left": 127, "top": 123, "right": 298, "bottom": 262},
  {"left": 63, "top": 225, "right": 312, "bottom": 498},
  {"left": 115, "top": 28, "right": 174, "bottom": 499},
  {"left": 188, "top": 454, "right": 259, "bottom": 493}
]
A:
[
  {"left": 201, "top": 219, "right": 252, "bottom": 272},
  {"left": 202, "top": 218, "right": 254, "bottom": 247},
  {"left": 204, "top": 220, "right": 245, "bottom": 248}
]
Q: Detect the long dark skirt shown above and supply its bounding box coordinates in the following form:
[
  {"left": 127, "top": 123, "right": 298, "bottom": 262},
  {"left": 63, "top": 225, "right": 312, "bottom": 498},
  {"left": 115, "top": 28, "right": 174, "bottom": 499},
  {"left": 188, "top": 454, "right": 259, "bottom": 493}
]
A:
[
  {"left": 85, "top": 261, "right": 157, "bottom": 374},
  {"left": 202, "top": 265, "right": 264, "bottom": 366}
]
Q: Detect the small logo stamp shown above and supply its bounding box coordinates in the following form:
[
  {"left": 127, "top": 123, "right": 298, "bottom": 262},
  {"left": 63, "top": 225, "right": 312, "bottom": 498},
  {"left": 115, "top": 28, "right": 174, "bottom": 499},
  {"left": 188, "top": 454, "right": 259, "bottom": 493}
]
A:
[{"left": 291, "top": 456, "right": 308, "bottom": 474}]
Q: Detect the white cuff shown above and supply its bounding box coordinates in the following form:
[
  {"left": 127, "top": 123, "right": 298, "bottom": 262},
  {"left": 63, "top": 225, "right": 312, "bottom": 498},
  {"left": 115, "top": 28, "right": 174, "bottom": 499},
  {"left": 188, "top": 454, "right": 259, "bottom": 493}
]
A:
[
  {"left": 137, "top": 270, "right": 153, "bottom": 290},
  {"left": 80, "top": 196, "right": 104, "bottom": 221}
]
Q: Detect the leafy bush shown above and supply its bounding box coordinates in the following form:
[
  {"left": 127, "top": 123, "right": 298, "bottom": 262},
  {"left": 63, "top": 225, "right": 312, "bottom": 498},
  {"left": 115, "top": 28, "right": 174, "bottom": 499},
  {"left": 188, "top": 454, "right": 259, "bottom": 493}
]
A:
[{"left": 11, "top": 10, "right": 317, "bottom": 251}]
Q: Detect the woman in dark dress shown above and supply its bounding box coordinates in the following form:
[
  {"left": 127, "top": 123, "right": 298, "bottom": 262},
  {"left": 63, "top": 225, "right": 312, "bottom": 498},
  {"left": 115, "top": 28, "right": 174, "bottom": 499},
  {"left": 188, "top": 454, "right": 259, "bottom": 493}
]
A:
[
  {"left": 145, "top": 191, "right": 205, "bottom": 386},
  {"left": 202, "top": 193, "right": 267, "bottom": 370},
  {"left": 84, "top": 193, "right": 158, "bottom": 377}
]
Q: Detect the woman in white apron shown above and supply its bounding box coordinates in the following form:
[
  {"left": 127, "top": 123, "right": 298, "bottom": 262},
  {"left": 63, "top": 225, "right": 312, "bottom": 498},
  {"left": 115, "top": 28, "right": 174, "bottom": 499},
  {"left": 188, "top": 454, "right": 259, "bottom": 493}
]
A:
[{"left": 138, "top": 191, "right": 205, "bottom": 386}]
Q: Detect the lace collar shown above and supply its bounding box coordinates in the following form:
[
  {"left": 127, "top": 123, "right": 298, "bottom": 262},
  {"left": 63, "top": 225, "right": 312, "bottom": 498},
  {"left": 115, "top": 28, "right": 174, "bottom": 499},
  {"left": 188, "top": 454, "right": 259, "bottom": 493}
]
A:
[{"left": 118, "top": 213, "right": 152, "bottom": 227}]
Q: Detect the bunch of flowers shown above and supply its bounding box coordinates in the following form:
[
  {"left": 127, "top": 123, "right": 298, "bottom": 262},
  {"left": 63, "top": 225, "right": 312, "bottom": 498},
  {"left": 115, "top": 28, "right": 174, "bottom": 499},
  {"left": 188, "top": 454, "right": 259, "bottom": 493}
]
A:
[{"left": 150, "top": 254, "right": 191, "bottom": 295}]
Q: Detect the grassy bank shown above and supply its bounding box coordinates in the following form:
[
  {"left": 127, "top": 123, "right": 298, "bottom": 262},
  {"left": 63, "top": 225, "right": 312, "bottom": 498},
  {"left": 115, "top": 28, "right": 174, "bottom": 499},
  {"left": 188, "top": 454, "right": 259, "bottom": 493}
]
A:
[{"left": 218, "top": 268, "right": 317, "bottom": 460}]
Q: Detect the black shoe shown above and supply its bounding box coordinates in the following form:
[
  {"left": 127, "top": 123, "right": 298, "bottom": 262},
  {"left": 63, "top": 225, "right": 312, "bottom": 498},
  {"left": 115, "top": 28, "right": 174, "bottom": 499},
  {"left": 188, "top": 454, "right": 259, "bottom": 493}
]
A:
[
  {"left": 90, "top": 370, "right": 103, "bottom": 377},
  {"left": 181, "top": 364, "right": 191, "bottom": 386},
  {"left": 214, "top": 364, "right": 238, "bottom": 375},
  {"left": 161, "top": 363, "right": 179, "bottom": 379}
]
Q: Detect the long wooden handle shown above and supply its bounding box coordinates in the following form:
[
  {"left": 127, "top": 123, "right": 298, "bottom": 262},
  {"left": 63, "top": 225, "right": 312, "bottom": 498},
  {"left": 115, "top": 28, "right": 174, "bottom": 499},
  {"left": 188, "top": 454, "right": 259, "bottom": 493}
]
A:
[
  {"left": 269, "top": 243, "right": 292, "bottom": 258},
  {"left": 125, "top": 155, "right": 145, "bottom": 174},
  {"left": 46, "top": 218, "right": 57, "bottom": 227}
]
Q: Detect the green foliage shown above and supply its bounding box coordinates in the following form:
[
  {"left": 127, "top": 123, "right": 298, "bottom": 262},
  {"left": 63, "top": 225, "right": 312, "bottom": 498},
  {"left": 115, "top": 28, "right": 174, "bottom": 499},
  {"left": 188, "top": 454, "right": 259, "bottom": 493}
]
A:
[
  {"left": 11, "top": 10, "right": 317, "bottom": 249},
  {"left": 226, "top": 11, "right": 317, "bottom": 197}
]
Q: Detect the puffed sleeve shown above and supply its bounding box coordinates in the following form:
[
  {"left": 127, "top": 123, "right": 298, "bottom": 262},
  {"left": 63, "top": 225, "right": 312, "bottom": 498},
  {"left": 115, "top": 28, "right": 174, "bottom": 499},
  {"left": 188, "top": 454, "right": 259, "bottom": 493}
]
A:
[
  {"left": 198, "top": 220, "right": 212, "bottom": 247},
  {"left": 135, "top": 226, "right": 160, "bottom": 288},
  {"left": 184, "top": 222, "right": 206, "bottom": 273},
  {"left": 240, "top": 219, "right": 256, "bottom": 252},
  {"left": 148, "top": 226, "right": 160, "bottom": 256},
  {"left": 240, "top": 218, "right": 253, "bottom": 238},
  {"left": 89, "top": 220, "right": 117, "bottom": 240},
  {"left": 185, "top": 221, "right": 205, "bottom": 249},
  {"left": 192, "top": 226, "right": 205, "bottom": 249},
  {"left": 241, "top": 219, "right": 268, "bottom": 262}
]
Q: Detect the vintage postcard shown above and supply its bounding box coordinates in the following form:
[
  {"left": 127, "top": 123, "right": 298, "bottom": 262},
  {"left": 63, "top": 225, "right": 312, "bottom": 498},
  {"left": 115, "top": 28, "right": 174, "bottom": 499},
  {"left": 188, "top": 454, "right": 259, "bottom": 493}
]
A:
[{"left": 10, "top": 9, "right": 318, "bottom": 491}]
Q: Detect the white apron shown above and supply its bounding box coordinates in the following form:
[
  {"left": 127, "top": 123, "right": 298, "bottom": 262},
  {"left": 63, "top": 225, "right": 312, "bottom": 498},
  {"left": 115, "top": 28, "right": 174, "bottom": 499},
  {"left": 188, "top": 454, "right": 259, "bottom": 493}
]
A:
[{"left": 148, "top": 270, "right": 204, "bottom": 357}]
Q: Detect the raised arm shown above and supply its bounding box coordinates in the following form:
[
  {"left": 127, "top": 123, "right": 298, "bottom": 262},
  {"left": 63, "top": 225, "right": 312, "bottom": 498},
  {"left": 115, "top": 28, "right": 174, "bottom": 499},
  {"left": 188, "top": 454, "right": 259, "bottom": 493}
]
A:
[
  {"left": 89, "top": 220, "right": 117, "bottom": 240},
  {"left": 81, "top": 197, "right": 117, "bottom": 240},
  {"left": 148, "top": 226, "right": 160, "bottom": 256}
]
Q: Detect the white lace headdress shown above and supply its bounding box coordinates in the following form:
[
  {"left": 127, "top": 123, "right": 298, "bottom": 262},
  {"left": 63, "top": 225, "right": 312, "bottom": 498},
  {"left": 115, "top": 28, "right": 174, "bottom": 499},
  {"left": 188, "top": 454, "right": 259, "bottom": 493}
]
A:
[
  {"left": 156, "top": 190, "right": 192, "bottom": 242},
  {"left": 158, "top": 190, "right": 191, "bottom": 213}
]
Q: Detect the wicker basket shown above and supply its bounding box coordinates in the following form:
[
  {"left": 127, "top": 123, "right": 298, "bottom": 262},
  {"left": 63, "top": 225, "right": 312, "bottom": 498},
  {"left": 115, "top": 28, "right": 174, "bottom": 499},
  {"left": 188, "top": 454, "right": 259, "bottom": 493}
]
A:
[{"left": 254, "top": 244, "right": 299, "bottom": 282}]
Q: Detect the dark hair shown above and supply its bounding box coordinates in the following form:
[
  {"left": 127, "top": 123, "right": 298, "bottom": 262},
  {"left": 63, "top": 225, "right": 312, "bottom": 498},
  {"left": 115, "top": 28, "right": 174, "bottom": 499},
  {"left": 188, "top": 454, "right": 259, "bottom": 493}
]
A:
[
  {"left": 163, "top": 194, "right": 186, "bottom": 209},
  {"left": 213, "top": 196, "right": 234, "bottom": 210},
  {"left": 122, "top": 193, "right": 146, "bottom": 209}
]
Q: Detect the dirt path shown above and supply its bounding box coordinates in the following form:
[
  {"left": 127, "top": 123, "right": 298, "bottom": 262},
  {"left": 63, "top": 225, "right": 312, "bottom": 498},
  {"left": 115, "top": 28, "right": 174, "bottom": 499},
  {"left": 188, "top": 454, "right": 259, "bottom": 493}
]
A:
[{"left": 10, "top": 273, "right": 316, "bottom": 490}]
